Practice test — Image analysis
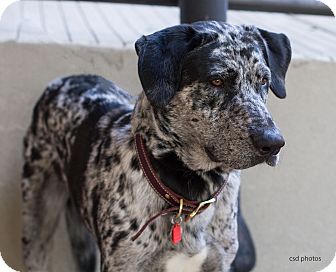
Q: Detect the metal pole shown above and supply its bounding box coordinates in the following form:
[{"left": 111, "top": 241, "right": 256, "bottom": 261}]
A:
[{"left": 179, "top": 0, "right": 228, "bottom": 24}]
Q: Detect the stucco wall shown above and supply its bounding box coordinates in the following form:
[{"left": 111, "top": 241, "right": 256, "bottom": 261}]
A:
[{"left": 0, "top": 41, "right": 335, "bottom": 271}]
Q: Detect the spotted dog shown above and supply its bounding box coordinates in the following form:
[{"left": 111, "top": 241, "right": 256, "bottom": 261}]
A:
[{"left": 21, "top": 21, "right": 291, "bottom": 272}]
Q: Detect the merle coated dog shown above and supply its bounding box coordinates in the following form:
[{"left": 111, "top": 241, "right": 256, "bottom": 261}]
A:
[{"left": 21, "top": 21, "right": 291, "bottom": 272}]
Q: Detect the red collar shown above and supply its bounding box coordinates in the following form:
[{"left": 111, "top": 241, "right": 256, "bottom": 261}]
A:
[{"left": 131, "top": 133, "right": 227, "bottom": 241}]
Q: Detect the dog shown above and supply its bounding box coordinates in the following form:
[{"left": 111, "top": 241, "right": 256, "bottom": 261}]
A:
[{"left": 21, "top": 21, "right": 291, "bottom": 272}]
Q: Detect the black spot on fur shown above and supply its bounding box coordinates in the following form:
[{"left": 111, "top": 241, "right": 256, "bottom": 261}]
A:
[
  {"left": 104, "top": 107, "right": 132, "bottom": 135},
  {"left": 30, "top": 147, "right": 42, "bottom": 160},
  {"left": 31, "top": 105, "right": 40, "bottom": 135},
  {"left": 208, "top": 97, "right": 217, "bottom": 110},
  {"left": 120, "top": 173, "right": 126, "bottom": 181},
  {"left": 128, "top": 137, "right": 134, "bottom": 148},
  {"left": 130, "top": 156, "right": 140, "bottom": 170},
  {"left": 114, "top": 152, "right": 121, "bottom": 165},
  {"left": 157, "top": 122, "right": 169, "bottom": 135},
  {"left": 229, "top": 32, "right": 237, "bottom": 40},
  {"left": 119, "top": 199, "right": 126, "bottom": 209},
  {"left": 117, "top": 178, "right": 125, "bottom": 194},
  {"left": 149, "top": 223, "right": 156, "bottom": 232},
  {"left": 82, "top": 98, "right": 94, "bottom": 110},
  {"left": 52, "top": 161, "right": 62, "bottom": 178},
  {"left": 23, "top": 137, "right": 28, "bottom": 149},
  {"left": 91, "top": 185, "right": 101, "bottom": 246},
  {"left": 112, "top": 215, "right": 122, "bottom": 225},
  {"left": 130, "top": 219, "right": 139, "bottom": 231},
  {"left": 22, "top": 237, "right": 29, "bottom": 245},
  {"left": 111, "top": 231, "right": 128, "bottom": 252},
  {"left": 22, "top": 163, "right": 34, "bottom": 178},
  {"left": 56, "top": 145, "right": 64, "bottom": 159},
  {"left": 104, "top": 156, "right": 114, "bottom": 168},
  {"left": 104, "top": 137, "right": 111, "bottom": 149},
  {"left": 116, "top": 113, "right": 132, "bottom": 128},
  {"left": 240, "top": 47, "right": 254, "bottom": 59},
  {"left": 102, "top": 229, "right": 113, "bottom": 240},
  {"left": 95, "top": 139, "right": 105, "bottom": 165}
]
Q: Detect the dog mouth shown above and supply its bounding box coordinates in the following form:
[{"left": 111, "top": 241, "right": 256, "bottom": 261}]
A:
[
  {"left": 205, "top": 145, "right": 281, "bottom": 168},
  {"left": 265, "top": 153, "right": 280, "bottom": 167},
  {"left": 204, "top": 146, "right": 223, "bottom": 163}
]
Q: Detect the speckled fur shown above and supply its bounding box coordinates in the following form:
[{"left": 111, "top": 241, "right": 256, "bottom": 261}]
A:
[{"left": 21, "top": 22, "right": 291, "bottom": 272}]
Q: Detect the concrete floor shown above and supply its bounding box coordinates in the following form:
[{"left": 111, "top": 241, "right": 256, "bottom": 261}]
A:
[{"left": 0, "top": 2, "right": 336, "bottom": 272}]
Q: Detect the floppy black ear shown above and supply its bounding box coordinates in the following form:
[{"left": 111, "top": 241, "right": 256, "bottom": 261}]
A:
[
  {"left": 135, "top": 25, "right": 217, "bottom": 107},
  {"left": 257, "top": 28, "right": 292, "bottom": 99}
]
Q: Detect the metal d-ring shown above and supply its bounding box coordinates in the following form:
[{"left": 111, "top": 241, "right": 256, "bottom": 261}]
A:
[
  {"left": 171, "top": 199, "right": 184, "bottom": 224},
  {"left": 186, "top": 197, "right": 216, "bottom": 221},
  {"left": 176, "top": 198, "right": 184, "bottom": 219},
  {"left": 171, "top": 215, "right": 183, "bottom": 225}
]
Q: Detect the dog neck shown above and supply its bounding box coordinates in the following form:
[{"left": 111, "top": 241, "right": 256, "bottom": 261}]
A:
[{"left": 131, "top": 93, "right": 229, "bottom": 201}]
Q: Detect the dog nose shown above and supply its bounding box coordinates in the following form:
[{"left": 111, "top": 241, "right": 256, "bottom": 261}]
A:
[{"left": 251, "top": 130, "right": 285, "bottom": 156}]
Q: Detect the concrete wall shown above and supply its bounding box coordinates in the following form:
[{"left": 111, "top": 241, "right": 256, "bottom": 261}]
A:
[{"left": 0, "top": 41, "right": 335, "bottom": 272}]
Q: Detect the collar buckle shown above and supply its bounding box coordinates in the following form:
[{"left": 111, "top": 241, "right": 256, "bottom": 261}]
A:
[{"left": 186, "top": 197, "right": 216, "bottom": 222}]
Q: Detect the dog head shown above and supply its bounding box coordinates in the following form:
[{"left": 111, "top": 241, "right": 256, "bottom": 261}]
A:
[{"left": 135, "top": 22, "right": 291, "bottom": 171}]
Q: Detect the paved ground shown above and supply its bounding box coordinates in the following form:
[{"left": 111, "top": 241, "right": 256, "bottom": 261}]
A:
[{"left": 0, "top": 1, "right": 336, "bottom": 60}]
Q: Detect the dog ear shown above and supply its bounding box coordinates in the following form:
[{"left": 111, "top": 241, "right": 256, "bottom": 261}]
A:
[
  {"left": 257, "top": 28, "right": 292, "bottom": 99},
  {"left": 135, "top": 25, "right": 217, "bottom": 107}
]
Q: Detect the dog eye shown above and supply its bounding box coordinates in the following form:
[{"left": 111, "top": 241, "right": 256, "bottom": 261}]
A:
[
  {"left": 211, "top": 79, "right": 224, "bottom": 87},
  {"left": 259, "top": 77, "right": 269, "bottom": 86}
]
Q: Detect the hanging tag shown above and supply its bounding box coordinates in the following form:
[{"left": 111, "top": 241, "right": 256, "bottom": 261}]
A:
[
  {"left": 171, "top": 223, "right": 182, "bottom": 244},
  {"left": 171, "top": 216, "right": 183, "bottom": 245}
]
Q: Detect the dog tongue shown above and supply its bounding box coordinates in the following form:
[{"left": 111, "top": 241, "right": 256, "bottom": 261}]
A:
[{"left": 266, "top": 155, "right": 278, "bottom": 167}]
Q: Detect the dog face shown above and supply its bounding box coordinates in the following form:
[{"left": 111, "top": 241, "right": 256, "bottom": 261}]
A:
[{"left": 135, "top": 22, "right": 291, "bottom": 171}]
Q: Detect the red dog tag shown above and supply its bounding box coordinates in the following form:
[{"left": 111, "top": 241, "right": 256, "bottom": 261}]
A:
[{"left": 171, "top": 223, "right": 182, "bottom": 244}]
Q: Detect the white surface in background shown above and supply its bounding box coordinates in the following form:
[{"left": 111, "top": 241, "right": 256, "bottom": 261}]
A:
[
  {"left": 318, "top": 0, "right": 336, "bottom": 17},
  {"left": 0, "top": 0, "right": 18, "bottom": 20},
  {"left": 0, "top": 253, "right": 19, "bottom": 272},
  {"left": 317, "top": 254, "right": 336, "bottom": 272},
  {"left": 318, "top": 253, "right": 336, "bottom": 272}
]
